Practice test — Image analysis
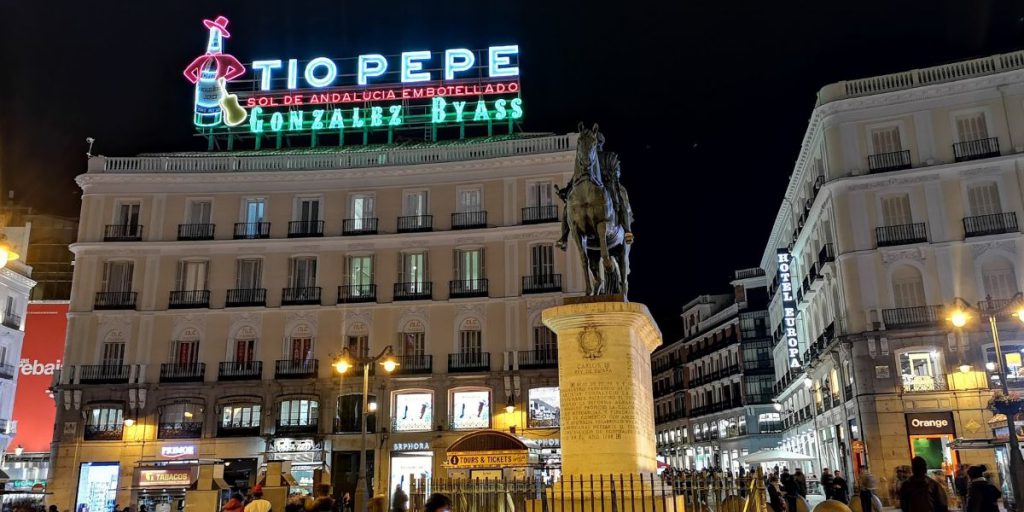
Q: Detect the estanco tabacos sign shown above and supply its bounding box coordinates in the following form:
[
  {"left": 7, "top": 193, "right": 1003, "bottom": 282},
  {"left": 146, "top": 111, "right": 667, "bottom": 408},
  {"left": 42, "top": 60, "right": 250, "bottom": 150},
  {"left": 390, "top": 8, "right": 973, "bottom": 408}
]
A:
[
  {"left": 906, "top": 412, "right": 956, "bottom": 435},
  {"left": 184, "top": 16, "right": 522, "bottom": 142},
  {"left": 776, "top": 249, "right": 801, "bottom": 368}
]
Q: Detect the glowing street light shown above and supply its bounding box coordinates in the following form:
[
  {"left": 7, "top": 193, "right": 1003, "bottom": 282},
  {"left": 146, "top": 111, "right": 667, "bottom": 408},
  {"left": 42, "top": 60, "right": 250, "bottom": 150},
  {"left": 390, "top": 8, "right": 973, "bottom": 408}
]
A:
[
  {"left": 0, "top": 240, "right": 19, "bottom": 269},
  {"left": 949, "top": 309, "right": 969, "bottom": 328}
]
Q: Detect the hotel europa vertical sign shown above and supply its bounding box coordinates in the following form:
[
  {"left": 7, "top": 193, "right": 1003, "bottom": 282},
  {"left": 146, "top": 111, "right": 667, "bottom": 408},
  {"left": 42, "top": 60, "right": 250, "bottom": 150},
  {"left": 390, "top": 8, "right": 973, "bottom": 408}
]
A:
[{"left": 776, "top": 249, "right": 801, "bottom": 368}]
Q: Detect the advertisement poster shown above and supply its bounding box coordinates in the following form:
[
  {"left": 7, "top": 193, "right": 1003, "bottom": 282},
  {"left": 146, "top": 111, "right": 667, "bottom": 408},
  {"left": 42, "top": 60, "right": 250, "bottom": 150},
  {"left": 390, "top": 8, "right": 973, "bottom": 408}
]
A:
[
  {"left": 450, "top": 391, "right": 490, "bottom": 430},
  {"left": 393, "top": 393, "right": 432, "bottom": 431},
  {"left": 12, "top": 302, "right": 67, "bottom": 453},
  {"left": 528, "top": 387, "right": 560, "bottom": 428},
  {"left": 76, "top": 462, "right": 119, "bottom": 512}
]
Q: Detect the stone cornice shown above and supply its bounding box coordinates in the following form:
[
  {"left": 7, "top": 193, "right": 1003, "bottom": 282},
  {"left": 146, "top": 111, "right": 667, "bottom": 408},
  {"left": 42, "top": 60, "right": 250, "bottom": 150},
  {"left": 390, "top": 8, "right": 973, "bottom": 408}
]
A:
[{"left": 0, "top": 266, "right": 36, "bottom": 290}]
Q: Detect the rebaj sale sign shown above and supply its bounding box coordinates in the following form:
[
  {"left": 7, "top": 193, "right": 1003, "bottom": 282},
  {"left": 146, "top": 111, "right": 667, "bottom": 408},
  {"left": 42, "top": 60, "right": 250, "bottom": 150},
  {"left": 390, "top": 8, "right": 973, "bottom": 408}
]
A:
[{"left": 11, "top": 303, "right": 66, "bottom": 453}]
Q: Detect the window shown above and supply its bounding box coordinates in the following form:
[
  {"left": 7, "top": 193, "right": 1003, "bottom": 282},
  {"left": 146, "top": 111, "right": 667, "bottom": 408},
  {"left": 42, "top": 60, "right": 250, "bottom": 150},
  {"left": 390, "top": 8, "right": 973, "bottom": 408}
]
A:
[
  {"left": 457, "top": 187, "right": 483, "bottom": 213},
  {"left": 170, "top": 338, "right": 200, "bottom": 365},
  {"left": 347, "top": 335, "right": 369, "bottom": 359},
  {"left": 955, "top": 112, "right": 988, "bottom": 142},
  {"left": 161, "top": 403, "right": 203, "bottom": 424},
  {"left": 399, "top": 252, "right": 427, "bottom": 287},
  {"left": 187, "top": 200, "right": 212, "bottom": 224},
  {"left": 530, "top": 244, "right": 555, "bottom": 276},
  {"left": 450, "top": 389, "right": 490, "bottom": 430},
  {"left": 459, "top": 325, "right": 482, "bottom": 355},
  {"left": 401, "top": 332, "right": 425, "bottom": 357},
  {"left": 102, "top": 341, "right": 125, "bottom": 366},
  {"left": 115, "top": 202, "right": 141, "bottom": 228},
  {"left": 891, "top": 265, "right": 926, "bottom": 308},
  {"left": 403, "top": 190, "right": 429, "bottom": 216},
  {"left": 533, "top": 326, "right": 557, "bottom": 359},
  {"left": 392, "top": 392, "right": 432, "bottom": 431},
  {"left": 528, "top": 387, "right": 560, "bottom": 428},
  {"left": 967, "top": 183, "right": 1002, "bottom": 216},
  {"left": 175, "top": 260, "right": 208, "bottom": 291},
  {"left": 454, "top": 248, "right": 484, "bottom": 282},
  {"left": 337, "top": 394, "right": 377, "bottom": 433},
  {"left": 87, "top": 407, "right": 124, "bottom": 429},
  {"left": 881, "top": 194, "right": 912, "bottom": 226},
  {"left": 898, "top": 350, "right": 943, "bottom": 391},
  {"left": 295, "top": 197, "right": 321, "bottom": 222},
  {"left": 279, "top": 399, "right": 318, "bottom": 426},
  {"left": 527, "top": 181, "right": 554, "bottom": 207},
  {"left": 350, "top": 194, "right": 376, "bottom": 228},
  {"left": 289, "top": 337, "right": 313, "bottom": 362},
  {"left": 221, "top": 404, "right": 261, "bottom": 429},
  {"left": 236, "top": 259, "right": 263, "bottom": 289},
  {"left": 870, "top": 126, "right": 902, "bottom": 154},
  {"left": 982, "top": 257, "right": 1019, "bottom": 301},
  {"left": 102, "top": 261, "right": 134, "bottom": 293},
  {"left": 243, "top": 199, "right": 266, "bottom": 223},
  {"left": 289, "top": 257, "right": 317, "bottom": 289}
]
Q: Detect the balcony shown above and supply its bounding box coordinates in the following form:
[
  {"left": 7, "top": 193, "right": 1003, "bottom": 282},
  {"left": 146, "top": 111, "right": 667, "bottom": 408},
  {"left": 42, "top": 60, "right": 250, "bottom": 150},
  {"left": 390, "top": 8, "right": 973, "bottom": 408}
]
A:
[
  {"left": 233, "top": 222, "right": 271, "bottom": 239},
  {"left": 177, "top": 223, "right": 215, "bottom": 241},
  {"left": 275, "top": 359, "right": 319, "bottom": 379},
  {"left": 964, "top": 212, "right": 1018, "bottom": 237},
  {"left": 94, "top": 291, "right": 137, "bottom": 310},
  {"left": 522, "top": 205, "right": 558, "bottom": 224},
  {"left": 394, "top": 355, "right": 432, "bottom": 375},
  {"left": 277, "top": 419, "right": 319, "bottom": 435},
  {"left": 522, "top": 274, "right": 562, "bottom": 294},
  {"left": 953, "top": 137, "right": 1000, "bottom": 162},
  {"left": 448, "top": 352, "right": 490, "bottom": 373},
  {"left": 397, "top": 215, "right": 433, "bottom": 233},
  {"left": 452, "top": 211, "right": 487, "bottom": 230},
  {"left": 218, "top": 361, "right": 262, "bottom": 381},
  {"left": 104, "top": 224, "right": 143, "bottom": 242},
  {"left": 0, "top": 364, "right": 16, "bottom": 380},
  {"left": 818, "top": 243, "right": 836, "bottom": 267},
  {"left": 876, "top": 222, "right": 927, "bottom": 247},
  {"left": 343, "top": 218, "right": 378, "bottom": 236},
  {"left": 159, "top": 363, "right": 206, "bottom": 383},
  {"left": 226, "top": 288, "right": 266, "bottom": 307},
  {"left": 868, "top": 149, "right": 912, "bottom": 174},
  {"left": 881, "top": 305, "right": 943, "bottom": 329},
  {"left": 899, "top": 375, "right": 949, "bottom": 393},
  {"left": 78, "top": 364, "right": 130, "bottom": 384},
  {"left": 394, "top": 282, "right": 432, "bottom": 301},
  {"left": 1, "top": 312, "right": 20, "bottom": 330},
  {"left": 169, "top": 290, "right": 210, "bottom": 309},
  {"left": 518, "top": 350, "right": 558, "bottom": 369},
  {"left": 449, "top": 279, "right": 488, "bottom": 299},
  {"left": 217, "top": 423, "right": 261, "bottom": 437},
  {"left": 84, "top": 424, "right": 123, "bottom": 441},
  {"left": 338, "top": 284, "right": 377, "bottom": 304},
  {"left": 288, "top": 220, "right": 324, "bottom": 238},
  {"left": 158, "top": 422, "right": 203, "bottom": 439},
  {"left": 282, "top": 286, "right": 322, "bottom": 306}
]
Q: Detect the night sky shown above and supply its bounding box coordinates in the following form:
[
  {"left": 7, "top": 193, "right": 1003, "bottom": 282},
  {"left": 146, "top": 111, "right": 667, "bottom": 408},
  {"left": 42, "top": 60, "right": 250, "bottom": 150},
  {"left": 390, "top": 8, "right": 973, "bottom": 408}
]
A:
[{"left": 2, "top": 1, "right": 1023, "bottom": 340}]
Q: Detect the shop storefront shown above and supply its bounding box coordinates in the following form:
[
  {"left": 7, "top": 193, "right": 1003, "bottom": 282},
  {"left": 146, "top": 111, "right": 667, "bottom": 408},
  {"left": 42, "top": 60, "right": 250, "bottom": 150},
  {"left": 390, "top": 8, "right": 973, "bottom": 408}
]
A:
[
  {"left": 76, "top": 462, "right": 120, "bottom": 512},
  {"left": 133, "top": 464, "right": 197, "bottom": 511},
  {"left": 390, "top": 444, "right": 433, "bottom": 504},
  {"left": 267, "top": 438, "right": 326, "bottom": 496},
  {"left": 906, "top": 412, "right": 958, "bottom": 475},
  {"left": 442, "top": 430, "right": 533, "bottom": 480}
]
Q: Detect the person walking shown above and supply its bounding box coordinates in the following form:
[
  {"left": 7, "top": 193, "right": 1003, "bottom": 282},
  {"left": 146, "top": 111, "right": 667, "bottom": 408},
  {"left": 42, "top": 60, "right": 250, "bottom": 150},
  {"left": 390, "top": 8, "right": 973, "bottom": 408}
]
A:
[
  {"left": 832, "top": 471, "right": 850, "bottom": 504},
  {"left": 782, "top": 468, "right": 798, "bottom": 512},
  {"left": 794, "top": 468, "right": 808, "bottom": 498},
  {"left": 768, "top": 474, "right": 787, "bottom": 512},
  {"left": 954, "top": 465, "right": 969, "bottom": 509},
  {"left": 899, "top": 457, "right": 949, "bottom": 512},
  {"left": 222, "top": 493, "right": 245, "bottom": 512},
  {"left": 856, "top": 473, "right": 883, "bottom": 512},
  {"left": 963, "top": 465, "right": 1000, "bottom": 512},
  {"left": 424, "top": 494, "right": 452, "bottom": 512},
  {"left": 391, "top": 484, "right": 408, "bottom": 512},
  {"left": 821, "top": 468, "right": 833, "bottom": 501},
  {"left": 244, "top": 485, "right": 272, "bottom": 512}
]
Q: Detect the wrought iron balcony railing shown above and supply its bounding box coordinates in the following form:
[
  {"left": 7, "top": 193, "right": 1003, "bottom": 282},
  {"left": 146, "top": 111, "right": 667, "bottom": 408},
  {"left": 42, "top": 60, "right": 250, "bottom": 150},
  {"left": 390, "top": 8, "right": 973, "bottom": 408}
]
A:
[
  {"left": 518, "top": 350, "right": 558, "bottom": 369},
  {"left": 338, "top": 284, "right": 377, "bottom": 304},
  {"left": 104, "top": 224, "right": 143, "bottom": 241},
  {"left": 452, "top": 211, "right": 487, "bottom": 230},
  {"left": 449, "top": 279, "right": 488, "bottom": 298},
  {"left": 522, "top": 274, "right": 562, "bottom": 294},
  {"left": 158, "top": 421, "right": 203, "bottom": 439},
  {"left": 394, "top": 355, "right": 432, "bottom": 375},
  {"left": 394, "top": 282, "right": 432, "bottom": 301},
  {"left": 522, "top": 205, "right": 558, "bottom": 224},
  {"left": 226, "top": 288, "right": 266, "bottom": 307},
  {"left": 881, "top": 305, "right": 944, "bottom": 329},
  {"left": 288, "top": 220, "right": 325, "bottom": 238},
  {"left": 282, "top": 286, "right": 322, "bottom": 306},
  {"left": 233, "top": 222, "right": 271, "bottom": 239},
  {"left": 217, "top": 423, "right": 261, "bottom": 437},
  {"left": 953, "top": 137, "right": 1000, "bottom": 162},
  {"left": 868, "top": 149, "right": 912, "bottom": 173},
  {"left": 94, "top": 291, "right": 137, "bottom": 310},
  {"left": 276, "top": 418, "right": 319, "bottom": 435},
  {"left": 876, "top": 222, "right": 927, "bottom": 247},
  {"left": 342, "top": 218, "right": 379, "bottom": 235},
  {"left": 275, "top": 359, "right": 319, "bottom": 379},
  {"left": 159, "top": 363, "right": 206, "bottom": 383},
  {"left": 397, "top": 215, "right": 433, "bottom": 233},
  {"left": 448, "top": 352, "right": 490, "bottom": 373},
  {"left": 177, "top": 223, "right": 215, "bottom": 241},
  {"left": 963, "top": 212, "right": 1018, "bottom": 237},
  {"left": 84, "top": 424, "right": 124, "bottom": 441},
  {"left": 217, "top": 361, "right": 262, "bottom": 381},
  {"left": 78, "top": 364, "right": 130, "bottom": 384},
  {"left": 169, "top": 290, "right": 210, "bottom": 309}
]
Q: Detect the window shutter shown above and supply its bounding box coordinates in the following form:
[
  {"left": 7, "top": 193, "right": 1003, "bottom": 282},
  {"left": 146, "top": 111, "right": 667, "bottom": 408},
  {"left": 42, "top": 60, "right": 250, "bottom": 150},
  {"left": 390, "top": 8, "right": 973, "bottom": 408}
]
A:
[
  {"left": 967, "top": 183, "right": 1001, "bottom": 216},
  {"left": 881, "top": 195, "right": 912, "bottom": 226}
]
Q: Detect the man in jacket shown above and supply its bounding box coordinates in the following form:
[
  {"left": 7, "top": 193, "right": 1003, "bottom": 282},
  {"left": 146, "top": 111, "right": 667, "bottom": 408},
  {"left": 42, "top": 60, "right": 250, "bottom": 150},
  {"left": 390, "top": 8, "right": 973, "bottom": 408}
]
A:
[{"left": 899, "top": 457, "right": 948, "bottom": 512}]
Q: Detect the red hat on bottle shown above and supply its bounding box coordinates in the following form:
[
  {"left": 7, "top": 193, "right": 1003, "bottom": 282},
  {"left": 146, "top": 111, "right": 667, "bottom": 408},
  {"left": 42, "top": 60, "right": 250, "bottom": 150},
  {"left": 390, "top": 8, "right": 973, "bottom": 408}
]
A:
[{"left": 203, "top": 16, "right": 232, "bottom": 38}]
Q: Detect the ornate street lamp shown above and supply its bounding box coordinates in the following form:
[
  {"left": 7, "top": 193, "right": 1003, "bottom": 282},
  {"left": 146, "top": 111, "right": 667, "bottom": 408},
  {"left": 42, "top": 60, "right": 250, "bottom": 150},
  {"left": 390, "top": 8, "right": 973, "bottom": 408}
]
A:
[
  {"left": 333, "top": 346, "right": 398, "bottom": 512},
  {"left": 948, "top": 294, "right": 1024, "bottom": 509}
]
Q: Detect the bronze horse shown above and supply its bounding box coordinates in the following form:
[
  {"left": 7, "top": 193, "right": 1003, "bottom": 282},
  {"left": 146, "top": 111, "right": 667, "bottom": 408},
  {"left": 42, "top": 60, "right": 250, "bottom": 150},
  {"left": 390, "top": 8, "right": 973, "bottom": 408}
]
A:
[{"left": 560, "top": 123, "right": 629, "bottom": 297}]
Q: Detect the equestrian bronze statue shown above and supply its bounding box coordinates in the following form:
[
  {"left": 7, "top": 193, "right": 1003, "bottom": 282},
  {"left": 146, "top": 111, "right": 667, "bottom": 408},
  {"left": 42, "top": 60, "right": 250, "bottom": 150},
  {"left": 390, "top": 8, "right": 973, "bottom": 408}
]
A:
[{"left": 555, "top": 123, "right": 634, "bottom": 298}]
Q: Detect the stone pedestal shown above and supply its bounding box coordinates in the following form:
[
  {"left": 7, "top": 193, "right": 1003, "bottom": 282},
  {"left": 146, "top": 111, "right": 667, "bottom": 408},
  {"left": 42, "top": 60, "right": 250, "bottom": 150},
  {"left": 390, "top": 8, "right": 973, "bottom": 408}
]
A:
[{"left": 542, "top": 300, "right": 661, "bottom": 476}]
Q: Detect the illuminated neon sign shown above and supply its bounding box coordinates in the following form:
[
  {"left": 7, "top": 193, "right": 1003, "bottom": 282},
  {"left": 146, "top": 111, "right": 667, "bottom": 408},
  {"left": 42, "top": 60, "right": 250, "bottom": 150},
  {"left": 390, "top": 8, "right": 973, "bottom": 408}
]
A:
[{"left": 776, "top": 249, "right": 802, "bottom": 369}]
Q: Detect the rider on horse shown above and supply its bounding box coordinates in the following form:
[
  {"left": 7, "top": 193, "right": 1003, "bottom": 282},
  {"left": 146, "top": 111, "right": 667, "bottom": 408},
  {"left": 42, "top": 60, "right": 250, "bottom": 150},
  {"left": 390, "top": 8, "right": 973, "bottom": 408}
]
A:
[{"left": 556, "top": 130, "right": 633, "bottom": 250}]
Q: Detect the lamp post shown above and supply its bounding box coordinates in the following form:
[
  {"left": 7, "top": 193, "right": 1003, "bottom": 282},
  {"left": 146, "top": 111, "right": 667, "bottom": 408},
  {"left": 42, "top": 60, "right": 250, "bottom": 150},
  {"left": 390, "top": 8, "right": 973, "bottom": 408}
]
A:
[
  {"left": 334, "top": 346, "right": 399, "bottom": 512},
  {"left": 949, "top": 294, "right": 1024, "bottom": 510}
]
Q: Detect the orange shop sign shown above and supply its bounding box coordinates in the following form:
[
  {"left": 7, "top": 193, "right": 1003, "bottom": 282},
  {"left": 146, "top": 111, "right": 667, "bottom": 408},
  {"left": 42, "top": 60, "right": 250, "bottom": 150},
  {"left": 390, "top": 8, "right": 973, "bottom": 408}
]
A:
[{"left": 136, "top": 468, "right": 194, "bottom": 488}]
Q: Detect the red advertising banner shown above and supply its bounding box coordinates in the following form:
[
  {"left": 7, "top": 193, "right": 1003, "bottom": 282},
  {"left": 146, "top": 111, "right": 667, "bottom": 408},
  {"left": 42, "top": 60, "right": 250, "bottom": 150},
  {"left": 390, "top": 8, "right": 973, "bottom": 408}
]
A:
[{"left": 11, "top": 302, "right": 66, "bottom": 453}]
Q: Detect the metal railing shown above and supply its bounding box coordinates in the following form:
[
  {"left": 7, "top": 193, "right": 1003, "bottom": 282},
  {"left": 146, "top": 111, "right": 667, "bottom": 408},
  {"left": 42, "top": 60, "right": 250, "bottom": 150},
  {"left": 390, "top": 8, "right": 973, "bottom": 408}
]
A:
[
  {"left": 397, "top": 215, "right": 433, "bottom": 233},
  {"left": 158, "top": 422, "right": 203, "bottom": 439},
  {"left": 395, "top": 355, "right": 433, "bottom": 375},
  {"left": 334, "top": 414, "right": 377, "bottom": 434},
  {"left": 275, "top": 359, "right": 319, "bottom": 379},
  {"left": 954, "top": 137, "right": 1000, "bottom": 162},
  {"left": 964, "top": 212, "right": 1018, "bottom": 237},
  {"left": 78, "top": 364, "right": 130, "bottom": 384},
  {"left": 217, "top": 423, "right": 261, "bottom": 438},
  {"left": 0, "top": 364, "right": 16, "bottom": 380},
  {"left": 104, "top": 224, "right": 143, "bottom": 241},
  {"left": 881, "top": 305, "right": 944, "bottom": 329},
  {"left": 522, "top": 274, "right": 562, "bottom": 294},
  {"left": 177, "top": 223, "right": 215, "bottom": 240},
  {"left": 233, "top": 222, "right": 271, "bottom": 239},
  {"left": 449, "top": 279, "right": 488, "bottom": 298},
  {"left": 169, "top": 290, "right": 210, "bottom": 309},
  {"left": 84, "top": 424, "right": 123, "bottom": 441},
  {"left": 899, "top": 376, "right": 950, "bottom": 393},
  {"left": 342, "top": 218, "right": 378, "bottom": 235},
  {"left": 226, "top": 288, "right": 267, "bottom": 307},
  {"left": 218, "top": 361, "right": 262, "bottom": 381},
  {"left": 1, "top": 312, "right": 20, "bottom": 330},
  {"left": 394, "top": 282, "right": 432, "bottom": 301},
  {"left": 448, "top": 352, "right": 490, "bottom": 372},
  {"left": 452, "top": 211, "right": 487, "bottom": 229},
  {"left": 338, "top": 284, "right": 377, "bottom": 303},
  {"left": 159, "top": 363, "right": 206, "bottom": 383},
  {"left": 521, "top": 205, "right": 559, "bottom": 224},
  {"left": 94, "top": 291, "right": 137, "bottom": 310},
  {"left": 518, "top": 350, "right": 558, "bottom": 369},
  {"left": 876, "top": 222, "right": 927, "bottom": 247},
  {"left": 282, "top": 286, "right": 322, "bottom": 305},
  {"left": 276, "top": 418, "right": 319, "bottom": 435},
  {"left": 868, "top": 149, "right": 912, "bottom": 173},
  {"left": 288, "top": 220, "right": 324, "bottom": 238}
]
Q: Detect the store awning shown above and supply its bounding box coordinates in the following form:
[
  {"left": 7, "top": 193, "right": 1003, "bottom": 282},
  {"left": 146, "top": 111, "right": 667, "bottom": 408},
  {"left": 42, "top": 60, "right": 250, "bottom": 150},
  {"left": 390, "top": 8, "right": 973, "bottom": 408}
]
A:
[
  {"left": 740, "top": 449, "right": 815, "bottom": 464},
  {"left": 949, "top": 438, "right": 998, "bottom": 450}
]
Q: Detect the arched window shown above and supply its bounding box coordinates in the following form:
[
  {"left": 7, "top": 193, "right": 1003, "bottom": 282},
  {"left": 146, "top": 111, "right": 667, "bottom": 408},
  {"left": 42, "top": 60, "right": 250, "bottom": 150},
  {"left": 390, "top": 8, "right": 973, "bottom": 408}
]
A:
[
  {"left": 279, "top": 398, "right": 319, "bottom": 428},
  {"left": 981, "top": 256, "right": 1019, "bottom": 301},
  {"left": 231, "top": 325, "right": 257, "bottom": 364},
  {"left": 287, "top": 324, "right": 315, "bottom": 361},
  {"left": 220, "top": 401, "right": 262, "bottom": 434},
  {"left": 891, "top": 265, "right": 926, "bottom": 308},
  {"left": 346, "top": 322, "right": 369, "bottom": 358},
  {"left": 101, "top": 330, "right": 126, "bottom": 366},
  {"left": 336, "top": 393, "right": 377, "bottom": 433},
  {"left": 158, "top": 402, "right": 204, "bottom": 439}
]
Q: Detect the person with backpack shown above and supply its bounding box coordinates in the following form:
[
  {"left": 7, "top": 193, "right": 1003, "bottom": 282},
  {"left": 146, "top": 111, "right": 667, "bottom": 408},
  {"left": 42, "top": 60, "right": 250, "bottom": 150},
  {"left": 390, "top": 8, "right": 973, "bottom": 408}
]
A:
[
  {"left": 899, "top": 457, "right": 948, "bottom": 512},
  {"left": 963, "top": 465, "right": 1000, "bottom": 512}
]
